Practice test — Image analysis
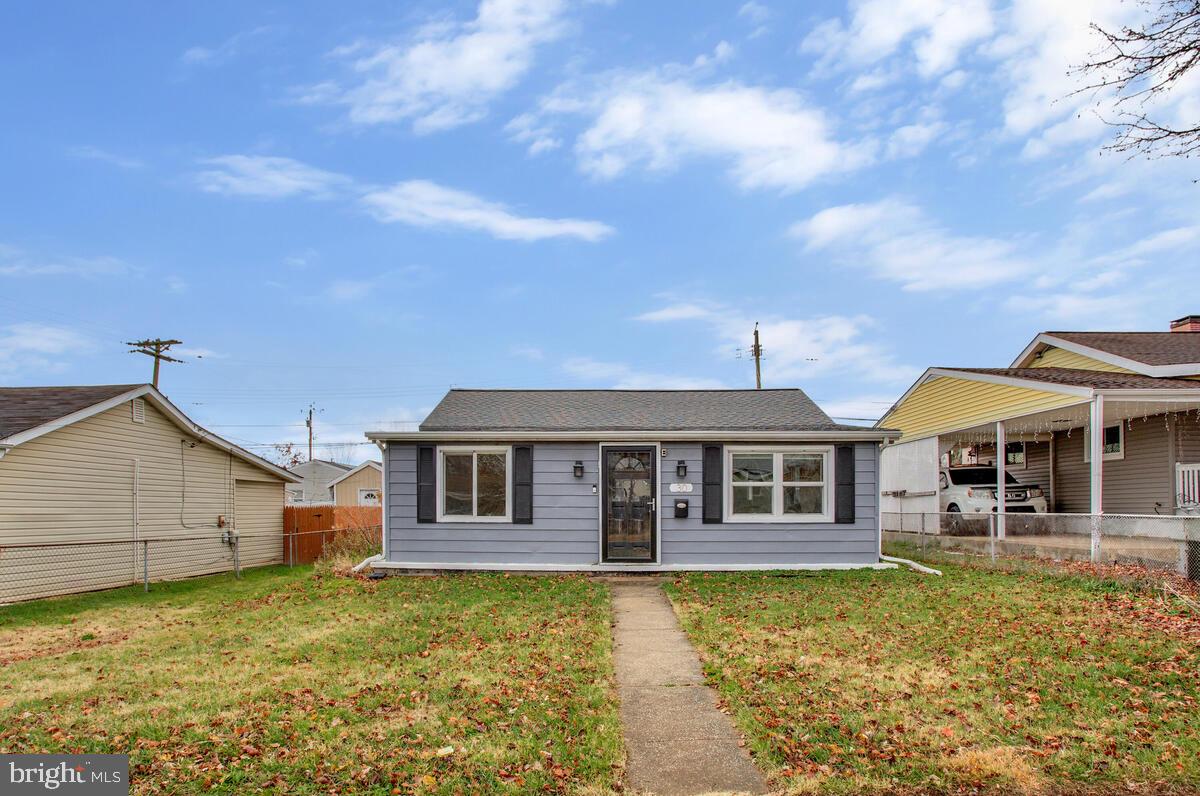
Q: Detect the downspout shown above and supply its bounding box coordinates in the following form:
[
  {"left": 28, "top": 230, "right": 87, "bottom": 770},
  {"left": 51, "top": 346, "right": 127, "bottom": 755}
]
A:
[{"left": 376, "top": 440, "right": 389, "bottom": 564}]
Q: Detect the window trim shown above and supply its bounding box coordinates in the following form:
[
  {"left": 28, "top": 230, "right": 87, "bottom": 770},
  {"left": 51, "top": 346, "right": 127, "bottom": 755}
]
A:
[
  {"left": 723, "top": 445, "right": 833, "bottom": 523},
  {"left": 436, "top": 445, "right": 513, "bottom": 523},
  {"left": 358, "top": 488, "right": 381, "bottom": 506},
  {"left": 1083, "top": 423, "right": 1125, "bottom": 462}
]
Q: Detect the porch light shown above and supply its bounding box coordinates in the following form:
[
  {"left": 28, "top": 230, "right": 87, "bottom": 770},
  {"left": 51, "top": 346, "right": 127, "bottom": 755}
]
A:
[
  {"left": 573, "top": 461, "right": 584, "bottom": 478},
  {"left": 676, "top": 460, "right": 687, "bottom": 478}
]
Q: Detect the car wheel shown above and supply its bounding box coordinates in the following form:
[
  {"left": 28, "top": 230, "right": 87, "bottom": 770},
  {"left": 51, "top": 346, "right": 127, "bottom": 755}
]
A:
[{"left": 946, "top": 504, "right": 961, "bottom": 513}]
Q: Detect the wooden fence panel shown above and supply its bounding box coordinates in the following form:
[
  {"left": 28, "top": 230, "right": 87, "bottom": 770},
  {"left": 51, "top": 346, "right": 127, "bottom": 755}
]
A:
[{"left": 283, "top": 506, "right": 381, "bottom": 564}]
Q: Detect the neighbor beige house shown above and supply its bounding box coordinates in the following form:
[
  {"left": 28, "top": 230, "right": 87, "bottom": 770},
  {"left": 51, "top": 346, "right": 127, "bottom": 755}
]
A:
[
  {"left": 330, "top": 460, "right": 382, "bottom": 506},
  {"left": 0, "top": 383, "right": 301, "bottom": 602}
]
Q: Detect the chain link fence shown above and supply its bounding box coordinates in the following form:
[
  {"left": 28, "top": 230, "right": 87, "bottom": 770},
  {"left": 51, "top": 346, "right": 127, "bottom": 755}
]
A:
[
  {"left": 883, "top": 511, "right": 1200, "bottom": 579},
  {"left": 0, "top": 527, "right": 382, "bottom": 605}
]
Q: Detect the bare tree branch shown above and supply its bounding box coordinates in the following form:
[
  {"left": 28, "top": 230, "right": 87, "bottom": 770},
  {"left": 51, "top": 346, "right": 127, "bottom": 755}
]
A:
[{"left": 1073, "top": 0, "right": 1200, "bottom": 159}]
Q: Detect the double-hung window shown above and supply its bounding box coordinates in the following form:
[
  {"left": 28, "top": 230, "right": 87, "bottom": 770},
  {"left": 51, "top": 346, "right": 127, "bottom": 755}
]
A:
[
  {"left": 437, "top": 446, "right": 512, "bottom": 522},
  {"left": 725, "top": 446, "right": 833, "bottom": 522},
  {"left": 1083, "top": 424, "right": 1124, "bottom": 462}
]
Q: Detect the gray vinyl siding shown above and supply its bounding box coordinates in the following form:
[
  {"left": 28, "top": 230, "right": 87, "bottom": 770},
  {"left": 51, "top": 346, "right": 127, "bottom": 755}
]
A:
[
  {"left": 387, "top": 443, "right": 600, "bottom": 565},
  {"left": 658, "top": 443, "right": 878, "bottom": 566},
  {"left": 385, "top": 440, "right": 880, "bottom": 568},
  {"left": 1013, "top": 441, "right": 1051, "bottom": 492},
  {"left": 1053, "top": 416, "right": 1173, "bottom": 515}
]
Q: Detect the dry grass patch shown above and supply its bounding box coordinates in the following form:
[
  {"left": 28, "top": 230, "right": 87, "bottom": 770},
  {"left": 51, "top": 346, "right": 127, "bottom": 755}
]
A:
[
  {"left": 666, "top": 566, "right": 1200, "bottom": 795},
  {"left": 0, "top": 566, "right": 622, "bottom": 795}
]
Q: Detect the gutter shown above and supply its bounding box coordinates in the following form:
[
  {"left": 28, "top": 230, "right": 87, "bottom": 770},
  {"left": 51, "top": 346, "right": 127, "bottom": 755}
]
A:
[{"left": 365, "top": 429, "right": 901, "bottom": 443}]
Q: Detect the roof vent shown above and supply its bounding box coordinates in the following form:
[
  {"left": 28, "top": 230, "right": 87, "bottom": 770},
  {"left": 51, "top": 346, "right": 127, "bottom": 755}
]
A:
[
  {"left": 1170, "top": 315, "right": 1200, "bottom": 333},
  {"left": 131, "top": 398, "right": 145, "bottom": 424}
]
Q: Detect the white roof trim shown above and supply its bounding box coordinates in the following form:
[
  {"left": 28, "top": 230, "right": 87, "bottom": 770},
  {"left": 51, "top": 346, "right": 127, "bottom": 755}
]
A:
[
  {"left": 1012, "top": 333, "right": 1200, "bottom": 377},
  {"left": 327, "top": 459, "right": 382, "bottom": 487},
  {"left": 0, "top": 384, "right": 301, "bottom": 483},
  {"left": 365, "top": 429, "right": 898, "bottom": 442}
]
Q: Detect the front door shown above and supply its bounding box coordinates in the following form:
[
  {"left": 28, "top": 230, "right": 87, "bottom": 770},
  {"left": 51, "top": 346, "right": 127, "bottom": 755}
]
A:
[{"left": 602, "top": 447, "right": 656, "bottom": 562}]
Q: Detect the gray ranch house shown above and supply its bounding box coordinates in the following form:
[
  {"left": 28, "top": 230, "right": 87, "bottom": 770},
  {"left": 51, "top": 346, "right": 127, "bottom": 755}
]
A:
[{"left": 365, "top": 389, "right": 899, "bottom": 571}]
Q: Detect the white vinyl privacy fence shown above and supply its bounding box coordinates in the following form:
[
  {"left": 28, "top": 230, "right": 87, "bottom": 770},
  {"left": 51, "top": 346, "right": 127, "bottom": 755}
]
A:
[{"left": 883, "top": 511, "right": 1200, "bottom": 579}]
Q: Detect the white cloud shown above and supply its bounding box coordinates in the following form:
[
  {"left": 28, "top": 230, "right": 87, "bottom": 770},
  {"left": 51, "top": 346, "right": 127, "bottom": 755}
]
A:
[
  {"left": 738, "top": 2, "right": 770, "bottom": 25},
  {"left": 790, "top": 198, "right": 1032, "bottom": 291},
  {"left": 195, "top": 155, "right": 352, "bottom": 199},
  {"left": 538, "top": 72, "right": 874, "bottom": 192},
  {"left": 1005, "top": 292, "right": 1148, "bottom": 328},
  {"left": 505, "top": 112, "right": 562, "bottom": 155},
  {"left": 886, "top": 121, "right": 947, "bottom": 158},
  {"left": 0, "top": 323, "right": 94, "bottom": 374},
  {"left": 562, "top": 357, "right": 726, "bottom": 389},
  {"left": 360, "top": 179, "right": 614, "bottom": 241},
  {"left": 635, "top": 300, "right": 918, "bottom": 385},
  {"left": 802, "top": 0, "right": 994, "bottom": 79},
  {"left": 66, "top": 145, "right": 144, "bottom": 169},
  {"left": 181, "top": 26, "right": 277, "bottom": 67},
  {"left": 634, "top": 303, "right": 712, "bottom": 322},
  {"left": 510, "top": 345, "right": 545, "bottom": 360},
  {"left": 326, "top": 279, "right": 374, "bottom": 302},
  {"left": 0, "top": 246, "right": 135, "bottom": 278},
  {"left": 302, "top": 0, "right": 568, "bottom": 132}
]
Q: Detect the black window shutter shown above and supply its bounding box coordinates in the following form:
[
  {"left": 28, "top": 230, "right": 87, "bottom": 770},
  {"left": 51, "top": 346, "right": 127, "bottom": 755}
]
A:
[
  {"left": 417, "top": 445, "right": 436, "bottom": 523},
  {"left": 835, "top": 444, "right": 855, "bottom": 524},
  {"left": 513, "top": 445, "right": 533, "bottom": 524},
  {"left": 702, "top": 444, "right": 723, "bottom": 524}
]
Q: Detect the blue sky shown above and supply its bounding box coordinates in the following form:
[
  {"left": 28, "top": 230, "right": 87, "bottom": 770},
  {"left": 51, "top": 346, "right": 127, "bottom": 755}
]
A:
[{"left": 3, "top": 0, "right": 1198, "bottom": 463}]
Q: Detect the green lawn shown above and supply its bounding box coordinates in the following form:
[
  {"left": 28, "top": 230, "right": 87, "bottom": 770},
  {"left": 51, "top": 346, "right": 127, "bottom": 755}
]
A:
[
  {"left": 665, "top": 566, "right": 1200, "bottom": 795},
  {"left": 0, "top": 567, "right": 622, "bottom": 795}
]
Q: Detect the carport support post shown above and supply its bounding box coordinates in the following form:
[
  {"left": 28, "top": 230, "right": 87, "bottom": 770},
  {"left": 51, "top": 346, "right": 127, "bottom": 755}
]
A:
[
  {"left": 1089, "top": 395, "right": 1104, "bottom": 563},
  {"left": 995, "top": 421, "right": 1006, "bottom": 540}
]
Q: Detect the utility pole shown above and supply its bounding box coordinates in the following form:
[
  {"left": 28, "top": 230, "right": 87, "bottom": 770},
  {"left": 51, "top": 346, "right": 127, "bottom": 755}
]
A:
[
  {"left": 126, "top": 339, "right": 184, "bottom": 389},
  {"left": 305, "top": 403, "right": 317, "bottom": 462},
  {"left": 752, "top": 323, "right": 763, "bottom": 389}
]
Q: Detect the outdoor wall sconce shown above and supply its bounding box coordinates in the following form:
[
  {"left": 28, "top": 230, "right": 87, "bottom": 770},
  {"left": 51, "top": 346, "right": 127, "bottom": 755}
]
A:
[
  {"left": 573, "top": 461, "right": 585, "bottom": 478},
  {"left": 676, "top": 460, "right": 687, "bottom": 478}
]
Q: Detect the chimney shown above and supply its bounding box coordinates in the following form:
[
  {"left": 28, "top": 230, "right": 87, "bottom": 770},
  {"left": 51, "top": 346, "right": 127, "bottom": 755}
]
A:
[{"left": 1170, "top": 314, "right": 1200, "bottom": 332}]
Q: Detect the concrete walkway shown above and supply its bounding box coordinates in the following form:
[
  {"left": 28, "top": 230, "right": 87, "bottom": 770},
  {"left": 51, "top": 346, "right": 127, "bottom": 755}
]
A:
[{"left": 608, "top": 579, "right": 768, "bottom": 796}]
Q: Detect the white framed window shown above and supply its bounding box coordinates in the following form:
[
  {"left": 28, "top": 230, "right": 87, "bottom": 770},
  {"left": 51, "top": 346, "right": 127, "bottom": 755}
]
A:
[
  {"left": 724, "top": 446, "right": 833, "bottom": 523},
  {"left": 437, "top": 446, "right": 512, "bottom": 522},
  {"left": 358, "top": 488, "right": 381, "bottom": 506},
  {"left": 1084, "top": 423, "right": 1125, "bottom": 462},
  {"left": 1005, "top": 441, "right": 1026, "bottom": 469}
]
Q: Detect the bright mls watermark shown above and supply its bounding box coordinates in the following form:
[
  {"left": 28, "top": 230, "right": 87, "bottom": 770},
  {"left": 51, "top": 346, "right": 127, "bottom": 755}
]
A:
[{"left": 2, "top": 755, "right": 128, "bottom": 794}]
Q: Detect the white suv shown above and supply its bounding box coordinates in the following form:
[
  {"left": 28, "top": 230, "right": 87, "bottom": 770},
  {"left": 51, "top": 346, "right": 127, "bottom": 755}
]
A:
[{"left": 939, "top": 466, "right": 1048, "bottom": 514}]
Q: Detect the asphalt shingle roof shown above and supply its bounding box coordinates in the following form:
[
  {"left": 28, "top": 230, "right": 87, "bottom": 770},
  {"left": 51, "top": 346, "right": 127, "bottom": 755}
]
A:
[
  {"left": 419, "top": 388, "right": 858, "bottom": 432},
  {"left": 943, "top": 367, "right": 1200, "bottom": 390},
  {"left": 0, "top": 384, "right": 144, "bottom": 440},
  {"left": 1044, "top": 331, "right": 1200, "bottom": 366}
]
